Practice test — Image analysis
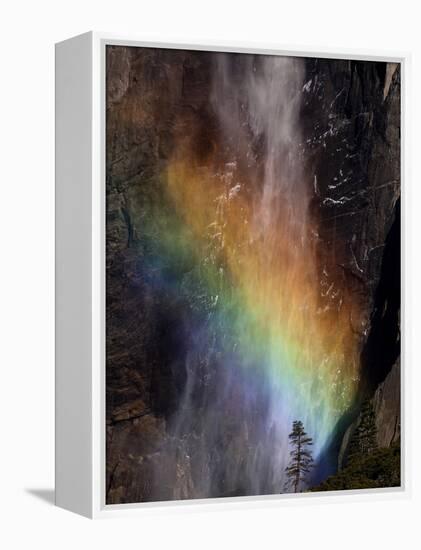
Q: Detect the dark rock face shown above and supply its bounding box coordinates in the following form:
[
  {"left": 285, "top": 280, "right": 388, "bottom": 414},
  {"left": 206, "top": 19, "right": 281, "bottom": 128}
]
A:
[
  {"left": 303, "top": 58, "right": 400, "bottom": 354},
  {"left": 106, "top": 47, "right": 216, "bottom": 503},
  {"left": 373, "top": 359, "right": 401, "bottom": 448},
  {"left": 338, "top": 359, "right": 400, "bottom": 470},
  {"left": 105, "top": 47, "right": 400, "bottom": 503},
  {"left": 299, "top": 58, "right": 401, "bottom": 479}
]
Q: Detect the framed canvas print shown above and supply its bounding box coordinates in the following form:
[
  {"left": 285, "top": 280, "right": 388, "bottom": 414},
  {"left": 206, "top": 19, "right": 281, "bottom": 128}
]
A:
[{"left": 55, "top": 32, "right": 407, "bottom": 518}]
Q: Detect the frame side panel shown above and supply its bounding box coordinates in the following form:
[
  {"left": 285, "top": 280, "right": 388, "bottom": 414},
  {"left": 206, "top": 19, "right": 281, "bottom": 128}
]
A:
[{"left": 55, "top": 32, "right": 93, "bottom": 518}]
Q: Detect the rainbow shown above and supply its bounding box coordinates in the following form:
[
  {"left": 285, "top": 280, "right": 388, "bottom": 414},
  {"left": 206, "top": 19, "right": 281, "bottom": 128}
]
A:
[
  {"left": 160, "top": 148, "right": 360, "bottom": 461},
  {"left": 135, "top": 55, "right": 362, "bottom": 490}
]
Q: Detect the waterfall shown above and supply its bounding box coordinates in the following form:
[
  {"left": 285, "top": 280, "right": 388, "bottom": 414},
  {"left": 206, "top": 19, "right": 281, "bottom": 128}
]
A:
[
  {"left": 208, "top": 54, "right": 309, "bottom": 494},
  {"left": 159, "top": 52, "right": 358, "bottom": 498},
  {"left": 212, "top": 53, "right": 307, "bottom": 234}
]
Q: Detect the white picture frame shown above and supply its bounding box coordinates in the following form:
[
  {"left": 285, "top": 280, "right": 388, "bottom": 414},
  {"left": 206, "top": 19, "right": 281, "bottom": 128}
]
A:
[{"left": 55, "top": 31, "right": 409, "bottom": 518}]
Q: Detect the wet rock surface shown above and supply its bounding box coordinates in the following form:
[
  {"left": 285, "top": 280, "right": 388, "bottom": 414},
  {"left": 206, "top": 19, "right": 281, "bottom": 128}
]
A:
[
  {"left": 301, "top": 59, "right": 401, "bottom": 480},
  {"left": 304, "top": 58, "right": 400, "bottom": 346}
]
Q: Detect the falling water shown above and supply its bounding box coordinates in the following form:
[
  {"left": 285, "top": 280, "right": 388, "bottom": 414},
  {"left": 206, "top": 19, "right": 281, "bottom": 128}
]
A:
[{"left": 155, "top": 53, "right": 360, "bottom": 498}]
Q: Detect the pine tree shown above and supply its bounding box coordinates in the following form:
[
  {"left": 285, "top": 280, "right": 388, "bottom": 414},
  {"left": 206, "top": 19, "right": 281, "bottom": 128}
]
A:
[
  {"left": 347, "top": 400, "right": 378, "bottom": 465},
  {"left": 284, "top": 420, "right": 314, "bottom": 493}
]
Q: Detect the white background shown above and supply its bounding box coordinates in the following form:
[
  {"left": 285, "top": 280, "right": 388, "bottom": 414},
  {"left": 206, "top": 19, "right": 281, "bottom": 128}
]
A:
[{"left": 1, "top": 0, "right": 419, "bottom": 548}]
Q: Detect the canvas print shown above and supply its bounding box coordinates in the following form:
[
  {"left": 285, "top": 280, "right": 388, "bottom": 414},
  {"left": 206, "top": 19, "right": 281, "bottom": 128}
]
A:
[{"left": 106, "top": 46, "right": 401, "bottom": 504}]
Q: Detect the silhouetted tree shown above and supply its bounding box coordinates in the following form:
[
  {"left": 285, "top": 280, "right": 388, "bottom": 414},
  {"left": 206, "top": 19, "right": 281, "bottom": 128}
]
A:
[
  {"left": 347, "top": 400, "right": 378, "bottom": 465},
  {"left": 284, "top": 420, "right": 314, "bottom": 492}
]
